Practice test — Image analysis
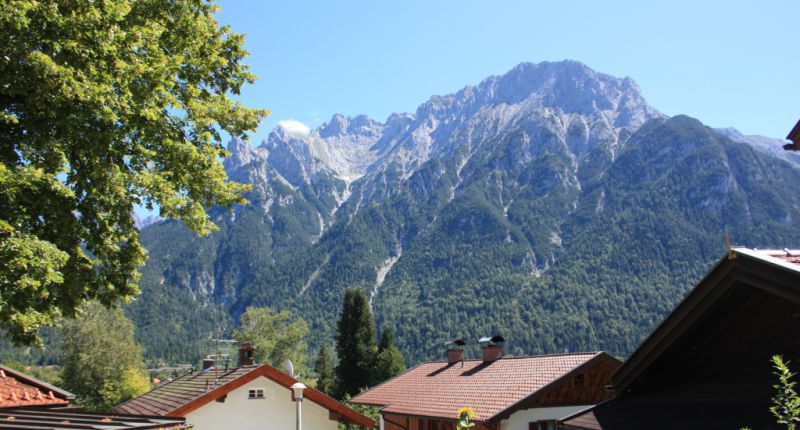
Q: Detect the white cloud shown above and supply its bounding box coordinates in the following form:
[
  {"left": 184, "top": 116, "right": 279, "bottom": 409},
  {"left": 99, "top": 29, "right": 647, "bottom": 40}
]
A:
[{"left": 277, "top": 119, "right": 310, "bottom": 136}]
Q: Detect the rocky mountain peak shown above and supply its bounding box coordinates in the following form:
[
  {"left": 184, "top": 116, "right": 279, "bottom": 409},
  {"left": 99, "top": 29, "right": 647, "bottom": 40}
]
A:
[
  {"left": 319, "top": 114, "right": 383, "bottom": 138},
  {"left": 226, "top": 137, "right": 262, "bottom": 167},
  {"left": 226, "top": 61, "right": 667, "bottom": 205},
  {"left": 406, "top": 60, "right": 661, "bottom": 143},
  {"left": 134, "top": 60, "right": 800, "bottom": 367},
  {"left": 489, "top": 61, "right": 658, "bottom": 122}
]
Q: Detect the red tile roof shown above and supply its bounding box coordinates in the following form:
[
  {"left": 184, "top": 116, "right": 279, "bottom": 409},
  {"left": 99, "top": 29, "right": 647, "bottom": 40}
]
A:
[
  {"left": 352, "top": 352, "right": 613, "bottom": 422},
  {"left": 0, "top": 365, "right": 72, "bottom": 409},
  {"left": 114, "top": 364, "right": 375, "bottom": 428}
]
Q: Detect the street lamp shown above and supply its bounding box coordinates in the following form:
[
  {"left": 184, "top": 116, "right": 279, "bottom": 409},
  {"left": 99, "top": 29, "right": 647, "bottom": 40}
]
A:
[{"left": 291, "top": 382, "right": 306, "bottom": 430}]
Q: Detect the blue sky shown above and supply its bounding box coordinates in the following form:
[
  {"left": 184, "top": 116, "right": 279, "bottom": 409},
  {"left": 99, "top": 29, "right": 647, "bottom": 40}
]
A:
[{"left": 215, "top": 0, "right": 799, "bottom": 144}]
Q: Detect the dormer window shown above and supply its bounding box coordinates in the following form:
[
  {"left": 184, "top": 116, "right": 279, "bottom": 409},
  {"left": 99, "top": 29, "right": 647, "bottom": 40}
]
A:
[{"left": 248, "top": 388, "right": 265, "bottom": 399}]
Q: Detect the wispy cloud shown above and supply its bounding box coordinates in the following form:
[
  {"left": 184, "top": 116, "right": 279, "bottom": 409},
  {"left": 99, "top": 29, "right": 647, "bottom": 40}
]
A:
[{"left": 277, "top": 119, "right": 311, "bottom": 136}]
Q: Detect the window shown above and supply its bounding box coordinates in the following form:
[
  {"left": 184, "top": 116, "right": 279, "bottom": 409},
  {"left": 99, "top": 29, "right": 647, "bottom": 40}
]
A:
[
  {"left": 530, "top": 420, "right": 557, "bottom": 430},
  {"left": 574, "top": 372, "right": 585, "bottom": 386},
  {"left": 248, "top": 388, "right": 265, "bottom": 399}
]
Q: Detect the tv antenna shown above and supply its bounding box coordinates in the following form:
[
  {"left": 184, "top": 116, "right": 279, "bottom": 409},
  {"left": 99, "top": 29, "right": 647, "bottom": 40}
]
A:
[{"left": 206, "top": 323, "right": 237, "bottom": 384}]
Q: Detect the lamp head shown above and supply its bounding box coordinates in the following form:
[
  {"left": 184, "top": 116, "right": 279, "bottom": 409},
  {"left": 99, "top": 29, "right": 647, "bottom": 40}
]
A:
[{"left": 291, "top": 382, "right": 307, "bottom": 400}]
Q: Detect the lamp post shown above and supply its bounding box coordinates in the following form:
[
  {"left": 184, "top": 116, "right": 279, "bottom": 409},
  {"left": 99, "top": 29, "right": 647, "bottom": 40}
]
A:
[{"left": 291, "top": 382, "right": 306, "bottom": 430}]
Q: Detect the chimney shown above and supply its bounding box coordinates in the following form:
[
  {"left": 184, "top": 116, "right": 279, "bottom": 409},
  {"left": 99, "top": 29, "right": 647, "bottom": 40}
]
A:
[
  {"left": 479, "top": 335, "right": 505, "bottom": 362},
  {"left": 446, "top": 339, "right": 466, "bottom": 365},
  {"left": 202, "top": 358, "right": 215, "bottom": 371},
  {"left": 238, "top": 341, "right": 255, "bottom": 367}
]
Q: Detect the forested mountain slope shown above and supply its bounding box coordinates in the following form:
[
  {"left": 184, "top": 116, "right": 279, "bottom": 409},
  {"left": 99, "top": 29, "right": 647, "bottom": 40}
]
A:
[{"left": 129, "top": 61, "right": 800, "bottom": 365}]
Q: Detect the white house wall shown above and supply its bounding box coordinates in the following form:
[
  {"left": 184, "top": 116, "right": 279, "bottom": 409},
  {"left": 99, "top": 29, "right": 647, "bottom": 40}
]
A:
[
  {"left": 185, "top": 376, "right": 339, "bottom": 430},
  {"left": 499, "top": 406, "right": 591, "bottom": 430}
]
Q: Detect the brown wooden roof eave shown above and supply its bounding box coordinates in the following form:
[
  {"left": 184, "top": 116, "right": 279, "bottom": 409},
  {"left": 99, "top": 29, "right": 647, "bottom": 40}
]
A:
[
  {"left": 785, "top": 119, "right": 800, "bottom": 150},
  {"left": 559, "top": 399, "right": 615, "bottom": 430},
  {"left": 609, "top": 252, "right": 737, "bottom": 392},
  {"left": 610, "top": 248, "right": 800, "bottom": 392}
]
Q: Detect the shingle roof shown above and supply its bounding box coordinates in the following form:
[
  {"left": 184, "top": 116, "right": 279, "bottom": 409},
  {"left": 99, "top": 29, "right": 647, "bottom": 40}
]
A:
[
  {"left": 352, "top": 352, "right": 609, "bottom": 422},
  {"left": 0, "top": 365, "right": 72, "bottom": 409},
  {"left": 114, "top": 366, "right": 256, "bottom": 416},
  {"left": 114, "top": 364, "right": 375, "bottom": 428},
  {"left": 0, "top": 408, "right": 187, "bottom": 430}
]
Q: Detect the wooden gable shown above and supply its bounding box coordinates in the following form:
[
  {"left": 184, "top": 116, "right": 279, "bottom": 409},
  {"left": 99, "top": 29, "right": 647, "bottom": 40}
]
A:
[{"left": 531, "top": 359, "right": 617, "bottom": 408}]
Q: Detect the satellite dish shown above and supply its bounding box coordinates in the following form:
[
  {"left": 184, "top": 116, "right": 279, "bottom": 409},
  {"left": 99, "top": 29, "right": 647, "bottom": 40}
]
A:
[{"left": 285, "top": 360, "right": 294, "bottom": 376}]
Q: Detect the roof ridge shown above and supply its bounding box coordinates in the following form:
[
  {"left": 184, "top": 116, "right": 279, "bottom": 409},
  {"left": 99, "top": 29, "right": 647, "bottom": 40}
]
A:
[{"left": 425, "top": 351, "right": 602, "bottom": 363}]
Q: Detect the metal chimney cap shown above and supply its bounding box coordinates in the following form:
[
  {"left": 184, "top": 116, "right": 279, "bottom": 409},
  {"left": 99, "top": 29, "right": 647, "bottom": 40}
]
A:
[
  {"left": 478, "top": 335, "right": 505, "bottom": 346},
  {"left": 446, "top": 338, "right": 466, "bottom": 349}
]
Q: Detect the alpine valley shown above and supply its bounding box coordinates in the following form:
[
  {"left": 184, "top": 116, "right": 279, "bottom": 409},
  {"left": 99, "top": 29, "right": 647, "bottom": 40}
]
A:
[{"left": 128, "top": 61, "right": 800, "bottom": 365}]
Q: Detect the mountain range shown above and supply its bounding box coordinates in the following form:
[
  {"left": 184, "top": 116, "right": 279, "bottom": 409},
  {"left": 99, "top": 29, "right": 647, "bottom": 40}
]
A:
[{"left": 128, "top": 60, "right": 800, "bottom": 365}]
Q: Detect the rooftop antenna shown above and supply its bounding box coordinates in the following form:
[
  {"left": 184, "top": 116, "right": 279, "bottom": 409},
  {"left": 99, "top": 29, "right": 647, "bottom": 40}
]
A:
[{"left": 206, "top": 323, "right": 237, "bottom": 385}]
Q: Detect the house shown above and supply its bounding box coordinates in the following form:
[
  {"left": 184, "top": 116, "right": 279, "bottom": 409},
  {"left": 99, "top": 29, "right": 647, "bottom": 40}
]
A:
[
  {"left": 0, "top": 364, "right": 72, "bottom": 409},
  {"left": 351, "top": 336, "right": 620, "bottom": 430},
  {"left": 115, "top": 342, "right": 376, "bottom": 430},
  {"left": 0, "top": 364, "right": 186, "bottom": 429},
  {"left": 784, "top": 119, "right": 800, "bottom": 150},
  {"left": 561, "top": 248, "right": 800, "bottom": 430}
]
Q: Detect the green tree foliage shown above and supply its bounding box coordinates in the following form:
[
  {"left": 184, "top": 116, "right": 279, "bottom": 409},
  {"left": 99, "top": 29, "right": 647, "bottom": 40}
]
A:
[
  {"left": 335, "top": 289, "right": 376, "bottom": 398},
  {"left": 314, "top": 346, "right": 336, "bottom": 396},
  {"left": 0, "top": 0, "right": 267, "bottom": 344},
  {"left": 338, "top": 392, "right": 381, "bottom": 430},
  {"left": 59, "top": 301, "right": 150, "bottom": 412},
  {"left": 233, "top": 307, "right": 309, "bottom": 374},
  {"left": 771, "top": 355, "right": 800, "bottom": 430},
  {"left": 372, "top": 326, "right": 405, "bottom": 385},
  {"left": 3, "top": 360, "right": 60, "bottom": 386}
]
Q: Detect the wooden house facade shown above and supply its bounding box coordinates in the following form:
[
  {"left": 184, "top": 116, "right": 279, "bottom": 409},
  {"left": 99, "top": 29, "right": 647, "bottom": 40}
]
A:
[{"left": 561, "top": 248, "right": 800, "bottom": 430}]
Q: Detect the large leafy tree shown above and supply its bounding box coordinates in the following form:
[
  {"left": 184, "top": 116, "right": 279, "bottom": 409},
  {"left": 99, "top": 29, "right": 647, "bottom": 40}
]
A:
[
  {"left": 233, "top": 307, "right": 309, "bottom": 374},
  {"left": 335, "top": 288, "right": 377, "bottom": 398},
  {"left": 60, "top": 301, "right": 150, "bottom": 412},
  {"left": 0, "top": 0, "right": 267, "bottom": 344}
]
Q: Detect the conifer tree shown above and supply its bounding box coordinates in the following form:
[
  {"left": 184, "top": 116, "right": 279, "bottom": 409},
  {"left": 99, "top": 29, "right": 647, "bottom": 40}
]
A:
[
  {"left": 314, "top": 346, "right": 336, "bottom": 396},
  {"left": 335, "top": 289, "right": 376, "bottom": 398},
  {"left": 373, "top": 326, "right": 406, "bottom": 385}
]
